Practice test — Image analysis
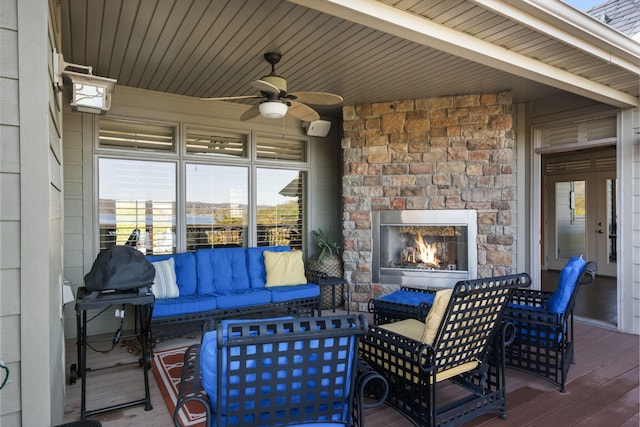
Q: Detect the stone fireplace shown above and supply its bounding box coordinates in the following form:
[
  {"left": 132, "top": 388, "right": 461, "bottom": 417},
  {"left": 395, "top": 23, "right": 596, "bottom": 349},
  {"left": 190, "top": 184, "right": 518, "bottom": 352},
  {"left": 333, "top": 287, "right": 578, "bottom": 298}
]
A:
[
  {"left": 373, "top": 209, "right": 477, "bottom": 288},
  {"left": 341, "top": 91, "right": 515, "bottom": 311}
]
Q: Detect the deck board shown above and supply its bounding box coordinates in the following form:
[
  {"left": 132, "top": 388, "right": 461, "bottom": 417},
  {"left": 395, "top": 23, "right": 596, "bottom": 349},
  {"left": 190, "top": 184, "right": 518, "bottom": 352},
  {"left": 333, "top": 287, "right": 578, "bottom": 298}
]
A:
[{"left": 63, "top": 314, "right": 638, "bottom": 427}]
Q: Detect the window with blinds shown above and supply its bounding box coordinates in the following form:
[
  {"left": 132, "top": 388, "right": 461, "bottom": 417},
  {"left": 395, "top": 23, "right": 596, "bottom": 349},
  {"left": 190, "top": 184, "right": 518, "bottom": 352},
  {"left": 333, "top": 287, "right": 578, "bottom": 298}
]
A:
[
  {"left": 186, "top": 127, "right": 248, "bottom": 158},
  {"left": 256, "top": 134, "right": 307, "bottom": 161},
  {"left": 96, "top": 119, "right": 310, "bottom": 253},
  {"left": 99, "top": 118, "right": 176, "bottom": 151},
  {"left": 540, "top": 117, "right": 616, "bottom": 148},
  {"left": 256, "top": 168, "right": 305, "bottom": 249},
  {"left": 98, "top": 158, "right": 176, "bottom": 254},
  {"left": 185, "top": 164, "right": 248, "bottom": 250}
]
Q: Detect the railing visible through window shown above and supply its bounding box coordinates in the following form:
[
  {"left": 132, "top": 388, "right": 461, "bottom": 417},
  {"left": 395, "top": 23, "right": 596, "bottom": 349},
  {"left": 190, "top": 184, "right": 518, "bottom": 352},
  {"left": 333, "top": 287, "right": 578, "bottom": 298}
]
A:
[
  {"left": 185, "top": 164, "right": 248, "bottom": 250},
  {"left": 98, "top": 158, "right": 176, "bottom": 254},
  {"left": 256, "top": 168, "right": 305, "bottom": 249}
]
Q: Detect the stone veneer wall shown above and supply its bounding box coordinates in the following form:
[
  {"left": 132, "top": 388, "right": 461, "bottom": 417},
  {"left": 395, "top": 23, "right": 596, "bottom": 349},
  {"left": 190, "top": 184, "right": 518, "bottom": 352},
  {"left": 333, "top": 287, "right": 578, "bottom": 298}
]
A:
[{"left": 341, "top": 91, "right": 516, "bottom": 311}]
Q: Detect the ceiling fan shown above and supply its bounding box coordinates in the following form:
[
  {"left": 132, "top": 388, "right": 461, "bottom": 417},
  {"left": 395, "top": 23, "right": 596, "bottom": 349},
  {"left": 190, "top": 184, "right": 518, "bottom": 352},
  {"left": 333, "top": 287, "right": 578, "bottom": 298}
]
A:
[{"left": 201, "top": 52, "right": 343, "bottom": 121}]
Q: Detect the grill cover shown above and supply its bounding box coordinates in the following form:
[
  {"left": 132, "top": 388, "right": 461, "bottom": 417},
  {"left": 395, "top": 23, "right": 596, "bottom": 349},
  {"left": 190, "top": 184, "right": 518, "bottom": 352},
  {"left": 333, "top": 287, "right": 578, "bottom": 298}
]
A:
[{"left": 84, "top": 245, "right": 155, "bottom": 292}]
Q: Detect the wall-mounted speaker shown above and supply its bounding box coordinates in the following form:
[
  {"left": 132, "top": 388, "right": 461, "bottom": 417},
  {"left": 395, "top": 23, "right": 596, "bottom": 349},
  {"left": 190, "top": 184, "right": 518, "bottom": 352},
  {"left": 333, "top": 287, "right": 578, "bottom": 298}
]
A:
[{"left": 305, "top": 120, "right": 331, "bottom": 137}]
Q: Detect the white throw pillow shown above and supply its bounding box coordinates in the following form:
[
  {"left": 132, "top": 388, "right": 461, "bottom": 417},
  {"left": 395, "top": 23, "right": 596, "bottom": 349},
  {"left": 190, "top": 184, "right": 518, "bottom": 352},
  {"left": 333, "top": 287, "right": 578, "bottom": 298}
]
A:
[{"left": 150, "top": 258, "right": 179, "bottom": 299}]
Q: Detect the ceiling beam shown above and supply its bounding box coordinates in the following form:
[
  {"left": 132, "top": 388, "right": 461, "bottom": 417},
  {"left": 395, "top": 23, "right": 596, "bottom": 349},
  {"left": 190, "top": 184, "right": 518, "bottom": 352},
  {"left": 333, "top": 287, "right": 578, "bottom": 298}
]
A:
[{"left": 288, "top": 0, "right": 639, "bottom": 108}]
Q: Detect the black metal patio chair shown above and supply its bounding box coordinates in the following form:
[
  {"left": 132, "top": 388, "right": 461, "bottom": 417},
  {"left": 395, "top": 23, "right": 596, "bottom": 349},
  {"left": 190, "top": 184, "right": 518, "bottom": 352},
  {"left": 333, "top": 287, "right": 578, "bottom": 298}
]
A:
[
  {"left": 503, "top": 257, "right": 598, "bottom": 392},
  {"left": 173, "top": 315, "right": 388, "bottom": 427},
  {"left": 359, "top": 273, "right": 531, "bottom": 426}
]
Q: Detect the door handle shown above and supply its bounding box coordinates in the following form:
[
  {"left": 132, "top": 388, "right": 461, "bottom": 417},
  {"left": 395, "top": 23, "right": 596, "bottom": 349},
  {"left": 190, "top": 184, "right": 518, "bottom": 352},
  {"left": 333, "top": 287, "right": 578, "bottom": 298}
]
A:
[{"left": 597, "top": 229, "right": 604, "bottom": 234}]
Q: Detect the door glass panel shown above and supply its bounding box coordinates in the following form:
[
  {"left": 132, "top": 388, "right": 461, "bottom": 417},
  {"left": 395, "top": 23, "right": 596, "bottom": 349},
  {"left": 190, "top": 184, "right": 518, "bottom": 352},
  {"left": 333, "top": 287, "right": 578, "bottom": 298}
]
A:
[
  {"left": 555, "top": 180, "right": 586, "bottom": 258},
  {"left": 607, "top": 178, "right": 617, "bottom": 264}
]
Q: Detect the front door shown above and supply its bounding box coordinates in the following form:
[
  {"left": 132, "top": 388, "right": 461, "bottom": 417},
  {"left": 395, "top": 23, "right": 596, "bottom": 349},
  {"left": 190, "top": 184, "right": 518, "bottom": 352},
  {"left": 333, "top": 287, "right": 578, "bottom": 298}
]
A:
[{"left": 546, "top": 170, "right": 617, "bottom": 277}]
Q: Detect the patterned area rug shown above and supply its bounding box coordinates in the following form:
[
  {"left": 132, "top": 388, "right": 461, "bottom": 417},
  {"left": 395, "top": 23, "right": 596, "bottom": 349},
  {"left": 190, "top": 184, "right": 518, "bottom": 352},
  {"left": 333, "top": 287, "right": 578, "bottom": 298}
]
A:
[{"left": 151, "top": 346, "right": 207, "bottom": 427}]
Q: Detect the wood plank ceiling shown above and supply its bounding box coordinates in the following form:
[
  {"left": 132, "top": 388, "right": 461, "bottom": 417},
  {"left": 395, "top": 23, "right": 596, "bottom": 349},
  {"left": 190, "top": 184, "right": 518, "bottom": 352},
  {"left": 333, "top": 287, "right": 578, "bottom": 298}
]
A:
[{"left": 60, "top": 0, "right": 640, "bottom": 118}]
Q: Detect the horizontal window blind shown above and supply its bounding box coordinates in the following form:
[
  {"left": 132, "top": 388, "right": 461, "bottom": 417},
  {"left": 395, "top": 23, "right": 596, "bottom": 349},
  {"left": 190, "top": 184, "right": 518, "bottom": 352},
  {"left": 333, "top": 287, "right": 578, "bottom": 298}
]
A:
[
  {"left": 98, "top": 158, "right": 176, "bottom": 254},
  {"left": 185, "top": 164, "right": 248, "bottom": 251},
  {"left": 541, "top": 117, "right": 615, "bottom": 148},
  {"left": 256, "top": 135, "right": 306, "bottom": 161},
  {"left": 186, "top": 127, "right": 248, "bottom": 158},
  {"left": 99, "top": 118, "right": 175, "bottom": 151}
]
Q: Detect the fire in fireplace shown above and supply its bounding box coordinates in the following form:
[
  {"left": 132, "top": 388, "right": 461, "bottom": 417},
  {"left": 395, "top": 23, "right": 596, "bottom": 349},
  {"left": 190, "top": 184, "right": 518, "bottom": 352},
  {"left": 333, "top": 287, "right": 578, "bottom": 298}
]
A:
[{"left": 373, "top": 210, "right": 477, "bottom": 288}]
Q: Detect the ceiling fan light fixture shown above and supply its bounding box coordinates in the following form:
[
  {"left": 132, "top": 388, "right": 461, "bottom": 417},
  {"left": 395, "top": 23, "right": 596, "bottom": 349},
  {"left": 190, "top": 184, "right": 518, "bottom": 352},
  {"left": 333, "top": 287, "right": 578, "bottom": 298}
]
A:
[{"left": 259, "top": 100, "right": 288, "bottom": 118}]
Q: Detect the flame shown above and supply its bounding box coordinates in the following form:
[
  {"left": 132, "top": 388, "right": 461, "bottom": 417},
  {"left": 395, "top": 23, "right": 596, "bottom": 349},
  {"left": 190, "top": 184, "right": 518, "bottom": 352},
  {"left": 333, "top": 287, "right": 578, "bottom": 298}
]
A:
[{"left": 415, "top": 233, "right": 439, "bottom": 265}]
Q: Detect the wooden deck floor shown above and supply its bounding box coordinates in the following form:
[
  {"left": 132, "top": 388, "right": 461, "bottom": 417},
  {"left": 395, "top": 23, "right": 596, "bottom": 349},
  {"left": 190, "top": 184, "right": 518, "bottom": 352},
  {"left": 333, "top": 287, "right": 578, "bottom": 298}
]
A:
[{"left": 63, "top": 314, "right": 639, "bottom": 426}]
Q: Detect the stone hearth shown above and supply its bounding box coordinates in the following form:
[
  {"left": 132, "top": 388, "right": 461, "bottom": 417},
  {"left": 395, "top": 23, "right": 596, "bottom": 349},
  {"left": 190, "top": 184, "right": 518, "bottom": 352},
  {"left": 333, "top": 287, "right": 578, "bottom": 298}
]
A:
[{"left": 341, "top": 91, "right": 516, "bottom": 311}]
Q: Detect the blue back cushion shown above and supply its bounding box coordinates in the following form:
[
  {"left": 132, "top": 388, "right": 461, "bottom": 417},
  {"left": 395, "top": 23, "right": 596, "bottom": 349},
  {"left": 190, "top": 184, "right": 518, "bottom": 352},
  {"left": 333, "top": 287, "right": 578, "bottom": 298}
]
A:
[
  {"left": 196, "top": 248, "right": 250, "bottom": 294},
  {"left": 146, "top": 252, "right": 197, "bottom": 296},
  {"left": 246, "top": 246, "right": 291, "bottom": 288},
  {"left": 200, "top": 317, "right": 293, "bottom": 414},
  {"left": 545, "top": 256, "right": 587, "bottom": 314}
]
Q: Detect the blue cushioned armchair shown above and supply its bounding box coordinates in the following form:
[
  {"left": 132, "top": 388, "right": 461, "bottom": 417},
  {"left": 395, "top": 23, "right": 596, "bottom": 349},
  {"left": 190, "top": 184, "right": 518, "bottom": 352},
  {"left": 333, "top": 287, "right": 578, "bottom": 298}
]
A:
[
  {"left": 173, "top": 315, "right": 388, "bottom": 427},
  {"left": 504, "top": 257, "right": 598, "bottom": 391}
]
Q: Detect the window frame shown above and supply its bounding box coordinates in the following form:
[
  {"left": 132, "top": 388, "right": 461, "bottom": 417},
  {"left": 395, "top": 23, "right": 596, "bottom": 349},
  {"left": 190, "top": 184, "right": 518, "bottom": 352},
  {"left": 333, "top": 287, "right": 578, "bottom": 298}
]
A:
[{"left": 92, "top": 116, "right": 311, "bottom": 253}]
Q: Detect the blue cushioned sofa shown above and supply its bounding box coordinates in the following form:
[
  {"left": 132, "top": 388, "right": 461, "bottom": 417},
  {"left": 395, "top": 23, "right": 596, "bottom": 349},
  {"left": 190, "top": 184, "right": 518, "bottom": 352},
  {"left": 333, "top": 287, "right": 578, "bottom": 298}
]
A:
[{"left": 146, "top": 246, "right": 321, "bottom": 341}]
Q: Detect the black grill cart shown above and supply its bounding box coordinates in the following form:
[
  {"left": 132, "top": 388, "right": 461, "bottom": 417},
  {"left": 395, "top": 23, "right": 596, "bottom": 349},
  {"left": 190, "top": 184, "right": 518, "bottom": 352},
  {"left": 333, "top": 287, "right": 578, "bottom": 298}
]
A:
[{"left": 71, "top": 287, "right": 154, "bottom": 420}]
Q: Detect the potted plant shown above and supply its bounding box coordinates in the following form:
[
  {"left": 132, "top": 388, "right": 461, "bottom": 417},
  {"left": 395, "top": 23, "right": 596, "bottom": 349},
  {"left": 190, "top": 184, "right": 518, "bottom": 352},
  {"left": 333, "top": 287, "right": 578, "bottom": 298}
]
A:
[{"left": 308, "top": 228, "right": 344, "bottom": 309}]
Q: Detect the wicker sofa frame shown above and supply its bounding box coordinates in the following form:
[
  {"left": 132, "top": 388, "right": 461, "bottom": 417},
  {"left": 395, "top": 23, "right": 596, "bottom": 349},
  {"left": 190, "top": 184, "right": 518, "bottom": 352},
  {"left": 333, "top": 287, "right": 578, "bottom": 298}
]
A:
[
  {"left": 360, "top": 273, "right": 531, "bottom": 427},
  {"left": 503, "top": 260, "right": 597, "bottom": 392},
  {"left": 173, "top": 315, "right": 388, "bottom": 427},
  {"left": 149, "top": 293, "right": 320, "bottom": 342}
]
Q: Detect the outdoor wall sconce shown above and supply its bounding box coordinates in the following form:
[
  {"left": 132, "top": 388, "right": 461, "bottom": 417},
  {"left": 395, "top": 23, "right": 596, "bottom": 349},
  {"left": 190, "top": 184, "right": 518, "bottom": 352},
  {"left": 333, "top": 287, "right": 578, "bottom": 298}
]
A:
[{"left": 54, "top": 50, "right": 116, "bottom": 115}]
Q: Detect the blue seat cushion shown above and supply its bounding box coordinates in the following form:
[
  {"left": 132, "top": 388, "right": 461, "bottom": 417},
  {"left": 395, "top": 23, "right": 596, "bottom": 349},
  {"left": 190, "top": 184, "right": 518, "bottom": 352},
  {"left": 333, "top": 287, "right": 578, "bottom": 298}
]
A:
[
  {"left": 151, "top": 294, "right": 216, "bottom": 318},
  {"left": 545, "top": 256, "right": 587, "bottom": 314},
  {"left": 214, "top": 288, "right": 272, "bottom": 309},
  {"left": 196, "top": 248, "right": 251, "bottom": 294},
  {"left": 246, "top": 246, "right": 291, "bottom": 288},
  {"left": 378, "top": 289, "right": 435, "bottom": 306},
  {"left": 267, "top": 283, "right": 320, "bottom": 303},
  {"left": 147, "top": 252, "right": 198, "bottom": 296}
]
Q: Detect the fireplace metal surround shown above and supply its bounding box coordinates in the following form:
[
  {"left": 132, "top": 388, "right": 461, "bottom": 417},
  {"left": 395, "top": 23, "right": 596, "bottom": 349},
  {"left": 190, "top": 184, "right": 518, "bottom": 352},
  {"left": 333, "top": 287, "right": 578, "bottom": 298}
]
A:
[{"left": 373, "top": 210, "right": 478, "bottom": 288}]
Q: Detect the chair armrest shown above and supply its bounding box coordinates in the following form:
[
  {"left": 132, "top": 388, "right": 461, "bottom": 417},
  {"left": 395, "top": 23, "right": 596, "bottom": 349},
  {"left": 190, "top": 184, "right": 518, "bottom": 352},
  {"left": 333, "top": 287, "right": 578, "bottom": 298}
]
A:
[
  {"left": 305, "top": 269, "right": 328, "bottom": 283},
  {"left": 360, "top": 325, "right": 435, "bottom": 372},
  {"left": 510, "top": 288, "right": 552, "bottom": 307},
  {"left": 504, "top": 302, "right": 566, "bottom": 327},
  {"left": 173, "top": 392, "right": 211, "bottom": 427},
  {"left": 173, "top": 344, "right": 212, "bottom": 427},
  {"left": 352, "top": 358, "right": 389, "bottom": 427},
  {"left": 580, "top": 261, "right": 598, "bottom": 285}
]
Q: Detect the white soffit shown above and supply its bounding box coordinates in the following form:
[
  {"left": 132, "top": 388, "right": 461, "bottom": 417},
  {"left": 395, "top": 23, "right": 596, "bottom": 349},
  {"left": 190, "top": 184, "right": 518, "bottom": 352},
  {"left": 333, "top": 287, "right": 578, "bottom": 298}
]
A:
[{"left": 291, "top": 0, "right": 639, "bottom": 108}]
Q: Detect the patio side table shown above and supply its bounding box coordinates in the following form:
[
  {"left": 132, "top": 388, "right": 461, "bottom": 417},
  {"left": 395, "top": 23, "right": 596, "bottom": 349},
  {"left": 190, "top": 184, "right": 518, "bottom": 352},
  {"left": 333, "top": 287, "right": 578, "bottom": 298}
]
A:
[{"left": 318, "top": 276, "right": 349, "bottom": 314}]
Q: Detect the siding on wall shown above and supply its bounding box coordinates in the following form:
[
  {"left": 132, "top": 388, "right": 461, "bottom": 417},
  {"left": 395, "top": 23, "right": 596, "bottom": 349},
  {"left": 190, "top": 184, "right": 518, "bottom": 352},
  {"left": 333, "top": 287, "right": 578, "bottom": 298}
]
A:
[
  {"left": 630, "top": 109, "right": 640, "bottom": 334},
  {"left": 0, "top": 0, "right": 22, "bottom": 423}
]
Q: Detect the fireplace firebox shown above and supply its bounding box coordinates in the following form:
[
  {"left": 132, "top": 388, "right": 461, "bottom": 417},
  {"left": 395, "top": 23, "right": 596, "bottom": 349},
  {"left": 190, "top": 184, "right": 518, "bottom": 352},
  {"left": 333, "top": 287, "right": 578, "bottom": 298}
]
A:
[{"left": 373, "top": 210, "right": 477, "bottom": 288}]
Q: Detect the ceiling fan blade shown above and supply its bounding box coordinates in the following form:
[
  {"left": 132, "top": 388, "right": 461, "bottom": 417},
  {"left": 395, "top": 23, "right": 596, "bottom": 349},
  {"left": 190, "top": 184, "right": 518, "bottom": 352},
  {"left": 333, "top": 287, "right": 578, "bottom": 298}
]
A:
[
  {"left": 200, "top": 95, "right": 261, "bottom": 101},
  {"left": 252, "top": 79, "right": 280, "bottom": 94},
  {"left": 288, "top": 101, "right": 320, "bottom": 122},
  {"left": 289, "top": 91, "right": 343, "bottom": 105},
  {"left": 240, "top": 104, "right": 261, "bottom": 121}
]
